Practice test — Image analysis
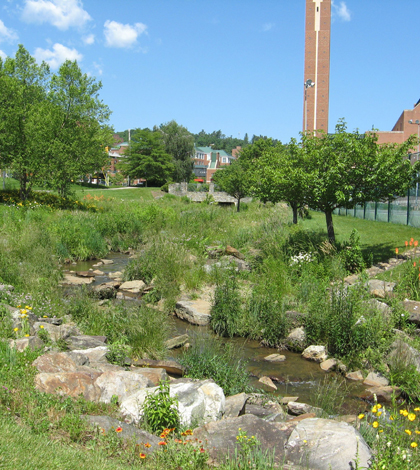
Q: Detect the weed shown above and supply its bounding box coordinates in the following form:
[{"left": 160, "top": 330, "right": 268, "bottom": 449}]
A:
[{"left": 142, "top": 380, "right": 179, "bottom": 434}]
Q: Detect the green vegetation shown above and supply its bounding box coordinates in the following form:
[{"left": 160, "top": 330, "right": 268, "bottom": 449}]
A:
[{"left": 142, "top": 380, "right": 180, "bottom": 433}]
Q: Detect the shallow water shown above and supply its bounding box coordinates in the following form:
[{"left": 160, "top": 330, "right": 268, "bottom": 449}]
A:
[{"left": 67, "top": 252, "right": 367, "bottom": 414}]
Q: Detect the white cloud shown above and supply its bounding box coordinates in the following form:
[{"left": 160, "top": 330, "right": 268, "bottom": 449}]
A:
[
  {"left": 332, "top": 1, "right": 351, "bottom": 22},
  {"left": 22, "top": 0, "right": 91, "bottom": 30},
  {"left": 0, "top": 19, "right": 18, "bottom": 43},
  {"left": 83, "top": 33, "right": 95, "bottom": 45},
  {"left": 262, "top": 23, "right": 274, "bottom": 32},
  {"left": 0, "top": 50, "right": 7, "bottom": 60},
  {"left": 104, "top": 20, "right": 147, "bottom": 48},
  {"left": 34, "top": 43, "right": 82, "bottom": 69},
  {"left": 93, "top": 61, "right": 102, "bottom": 76}
]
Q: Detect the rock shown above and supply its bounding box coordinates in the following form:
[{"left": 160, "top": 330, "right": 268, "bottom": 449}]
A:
[
  {"left": 365, "top": 266, "right": 383, "bottom": 277},
  {"left": 346, "top": 370, "right": 364, "bottom": 381},
  {"left": 118, "top": 280, "right": 145, "bottom": 294},
  {"left": 32, "top": 352, "right": 78, "bottom": 373},
  {"left": 95, "top": 371, "right": 152, "bottom": 404},
  {"left": 116, "top": 292, "right": 138, "bottom": 301},
  {"left": 100, "top": 259, "right": 114, "bottom": 265},
  {"left": 165, "top": 334, "right": 189, "bottom": 350},
  {"left": 192, "top": 414, "right": 294, "bottom": 464},
  {"left": 61, "top": 274, "right": 94, "bottom": 285},
  {"left": 343, "top": 274, "right": 359, "bottom": 285},
  {"left": 368, "top": 279, "right": 395, "bottom": 298},
  {"left": 92, "top": 282, "right": 120, "bottom": 299},
  {"left": 66, "top": 351, "right": 90, "bottom": 366},
  {"left": 39, "top": 317, "right": 63, "bottom": 326},
  {"left": 285, "top": 327, "right": 306, "bottom": 352},
  {"left": 131, "top": 359, "right": 184, "bottom": 376},
  {"left": 285, "top": 418, "right": 372, "bottom": 470},
  {"left": 258, "top": 376, "right": 277, "bottom": 390},
  {"left": 130, "top": 368, "right": 168, "bottom": 386},
  {"left": 224, "top": 393, "right": 248, "bottom": 418},
  {"left": 33, "top": 322, "right": 80, "bottom": 342},
  {"left": 402, "top": 300, "right": 420, "bottom": 325},
  {"left": 361, "top": 386, "right": 401, "bottom": 403},
  {"left": 285, "top": 310, "right": 307, "bottom": 327},
  {"left": 287, "top": 402, "right": 322, "bottom": 416},
  {"left": 245, "top": 400, "right": 286, "bottom": 423},
  {"left": 75, "top": 271, "right": 95, "bottom": 278},
  {"left": 120, "top": 379, "right": 225, "bottom": 427},
  {"left": 108, "top": 271, "right": 123, "bottom": 279},
  {"left": 264, "top": 354, "right": 286, "bottom": 362},
  {"left": 363, "top": 298, "right": 392, "bottom": 318},
  {"left": 174, "top": 298, "right": 211, "bottom": 326},
  {"left": 320, "top": 358, "right": 338, "bottom": 372},
  {"left": 281, "top": 397, "right": 299, "bottom": 405},
  {"left": 388, "top": 338, "right": 420, "bottom": 373},
  {"left": 91, "top": 269, "right": 104, "bottom": 275},
  {"left": 9, "top": 336, "right": 43, "bottom": 352},
  {"left": 35, "top": 371, "right": 102, "bottom": 401},
  {"left": 363, "top": 371, "right": 389, "bottom": 387},
  {"left": 83, "top": 415, "right": 160, "bottom": 452},
  {"left": 71, "top": 346, "right": 109, "bottom": 363},
  {"left": 0, "top": 284, "right": 14, "bottom": 292},
  {"left": 66, "top": 335, "right": 107, "bottom": 350},
  {"left": 287, "top": 412, "right": 317, "bottom": 423},
  {"left": 225, "top": 245, "right": 245, "bottom": 260},
  {"left": 302, "top": 345, "right": 327, "bottom": 363}
]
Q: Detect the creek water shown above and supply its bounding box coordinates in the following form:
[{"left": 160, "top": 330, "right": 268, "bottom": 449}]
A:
[{"left": 67, "top": 252, "right": 367, "bottom": 414}]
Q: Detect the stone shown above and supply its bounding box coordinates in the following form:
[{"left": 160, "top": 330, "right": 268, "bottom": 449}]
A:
[
  {"left": 285, "top": 418, "right": 372, "bottom": 470},
  {"left": 174, "top": 298, "right": 211, "bottom": 326},
  {"left": 264, "top": 354, "right": 286, "bottom": 362},
  {"left": 164, "top": 334, "right": 189, "bottom": 350},
  {"left": 287, "top": 402, "right": 322, "bottom": 416},
  {"left": 302, "top": 345, "right": 327, "bottom": 363},
  {"left": 281, "top": 397, "right": 299, "bottom": 405},
  {"left": 120, "top": 379, "right": 225, "bottom": 427},
  {"left": 346, "top": 370, "right": 364, "bottom": 381},
  {"left": 245, "top": 400, "right": 286, "bottom": 423},
  {"left": 225, "top": 245, "right": 245, "bottom": 260},
  {"left": 388, "top": 338, "right": 420, "bottom": 373},
  {"left": 66, "top": 351, "right": 90, "bottom": 366},
  {"left": 0, "top": 284, "right": 14, "bottom": 292},
  {"left": 66, "top": 335, "right": 107, "bottom": 350},
  {"left": 100, "top": 259, "right": 114, "bottom": 265},
  {"left": 368, "top": 279, "right": 395, "bottom": 298},
  {"left": 108, "top": 271, "right": 123, "bottom": 279},
  {"left": 61, "top": 274, "right": 94, "bottom": 285},
  {"left": 9, "top": 336, "right": 43, "bottom": 352},
  {"left": 361, "top": 386, "right": 401, "bottom": 404},
  {"left": 131, "top": 359, "right": 184, "bottom": 376},
  {"left": 258, "top": 376, "right": 277, "bottom": 390},
  {"left": 75, "top": 271, "right": 95, "bottom": 278},
  {"left": 363, "top": 298, "right": 392, "bottom": 318},
  {"left": 95, "top": 371, "right": 152, "bottom": 404},
  {"left": 320, "top": 358, "right": 338, "bottom": 372},
  {"left": 33, "top": 322, "right": 80, "bottom": 342},
  {"left": 365, "top": 266, "right": 383, "bottom": 277},
  {"left": 92, "top": 269, "right": 104, "bottom": 275},
  {"left": 39, "top": 317, "right": 63, "bottom": 326},
  {"left": 363, "top": 371, "right": 389, "bottom": 387},
  {"left": 32, "top": 352, "right": 78, "bottom": 373},
  {"left": 71, "top": 346, "right": 109, "bottom": 363},
  {"left": 83, "top": 415, "right": 160, "bottom": 452},
  {"left": 92, "top": 282, "right": 120, "bottom": 299},
  {"left": 402, "top": 300, "right": 420, "bottom": 325},
  {"left": 116, "top": 292, "right": 138, "bottom": 301},
  {"left": 118, "top": 280, "right": 145, "bottom": 294},
  {"left": 130, "top": 368, "right": 168, "bottom": 386},
  {"left": 343, "top": 274, "right": 359, "bottom": 285},
  {"left": 224, "top": 393, "right": 248, "bottom": 418},
  {"left": 285, "top": 310, "right": 307, "bottom": 327},
  {"left": 192, "top": 414, "right": 294, "bottom": 464},
  {"left": 285, "top": 327, "right": 306, "bottom": 352},
  {"left": 35, "top": 371, "right": 102, "bottom": 401}
]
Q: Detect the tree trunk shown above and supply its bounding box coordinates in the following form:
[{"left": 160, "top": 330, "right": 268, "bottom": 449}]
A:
[
  {"left": 291, "top": 202, "right": 298, "bottom": 224},
  {"left": 20, "top": 174, "right": 28, "bottom": 201},
  {"left": 325, "top": 210, "right": 335, "bottom": 243},
  {"left": 237, "top": 198, "right": 241, "bottom": 212}
]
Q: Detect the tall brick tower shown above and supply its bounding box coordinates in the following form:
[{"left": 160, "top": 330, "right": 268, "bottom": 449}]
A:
[{"left": 303, "top": 0, "right": 331, "bottom": 133}]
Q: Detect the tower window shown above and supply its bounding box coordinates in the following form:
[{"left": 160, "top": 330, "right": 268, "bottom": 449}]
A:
[{"left": 317, "top": 7, "right": 319, "bottom": 12}]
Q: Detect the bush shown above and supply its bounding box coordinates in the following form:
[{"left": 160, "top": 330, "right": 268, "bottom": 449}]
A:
[
  {"left": 339, "top": 229, "right": 366, "bottom": 273},
  {"left": 142, "top": 380, "right": 179, "bottom": 433},
  {"left": 210, "top": 274, "right": 241, "bottom": 337}
]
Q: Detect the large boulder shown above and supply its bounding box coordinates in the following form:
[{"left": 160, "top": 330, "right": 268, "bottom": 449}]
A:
[
  {"left": 95, "top": 371, "right": 152, "bottom": 404},
  {"left": 71, "top": 346, "right": 109, "bottom": 363},
  {"left": 285, "top": 327, "right": 306, "bottom": 351},
  {"left": 285, "top": 418, "right": 372, "bottom": 470},
  {"left": 388, "top": 338, "right": 420, "bottom": 373},
  {"left": 402, "top": 300, "right": 420, "bottom": 325},
  {"left": 368, "top": 279, "right": 395, "bottom": 298},
  {"left": 118, "top": 280, "right": 145, "bottom": 295},
  {"left": 224, "top": 393, "right": 248, "bottom": 418},
  {"left": 9, "top": 336, "right": 43, "bottom": 352},
  {"left": 35, "top": 371, "right": 102, "bottom": 401},
  {"left": 66, "top": 335, "right": 107, "bottom": 350},
  {"left": 302, "top": 345, "right": 327, "bottom": 363},
  {"left": 174, "top": 298, "right": 212, "bottom": 326},
  {"left": 120, "top": 379, "right": 224, "bottom": 427},
  {"left": 33, "top": 322, "right": 80, "bottom": 341},
  {"left": 131, "top": 358, "right": 184, "bottom": 376},
  {"left": 33, "top": 352, "right": 78, "bottom": 373}
]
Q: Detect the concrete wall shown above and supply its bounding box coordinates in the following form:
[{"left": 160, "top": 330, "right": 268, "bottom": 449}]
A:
[{"left": 168, "top": 183, "right": 251, "bottom": 205}]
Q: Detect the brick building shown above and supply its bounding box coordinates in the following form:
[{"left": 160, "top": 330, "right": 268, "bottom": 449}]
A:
[
  {"left": 192, "top": 146, "right": 238, "bottom": 183},
  {"left": 303, "top": 0, "right": 331, "bottom": 133}
]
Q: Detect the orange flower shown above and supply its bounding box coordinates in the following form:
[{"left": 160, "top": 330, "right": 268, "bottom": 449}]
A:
[
  {"left": 144, "top": 443, "right": 151, "bottom": 448},
  {"left": 158, "top": 441, "right": 167, "bottom": 446},
  {"left": 160, "top": 432, "right": 167, "bottom": 438},
  {"left": 414, "top": 262, "right": 417, "bottom": 267},
  {"left": 410, "top": 241, "right": 413, "bottom": 246},
  {"left": 115, "top": 427, "right": 123, "bottom": 433},
  {"left": 415, "top": 241, "right": 419, "bottom": 247},
  {"left": 406, "top": 241, "right": 409, "bottom": 247},
  {"left": 185, "top": 429, "right": 193, "bottom": 435},
  {"left": 139, "top": 453, "right": 146, "bottom": 459},
  {"left": 200, "top": 448, "right": 206, "bottom": 453},
  {"left": 395, "top": 248, "right": 399, "bottom": 254},
  {"left": 174, "top": 438, "right": 183, "bottom": 444}
]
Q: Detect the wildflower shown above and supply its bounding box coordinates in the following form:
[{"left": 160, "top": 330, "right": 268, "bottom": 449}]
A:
[
  {"left": 377, "top": 404, "right": 382, "bottom": 409},
  {"left": 408, "top": 413, "right": 416, "bottom": 421},
  {"left": 416, "top": 431, "right": 420, "bottom": 435},
  {"left": 200, "top": 448, "right": 205, "bottom": 453},
  {"left": 25, "top": 334, "right": 29, "bottom": 337},
  {"left": 414, "top": 408, "right": 420, "bottom": 412},
  {"left": 43, "top": 315, "right": 48, "bottom": 318},
  {"left": 158, "top": 441, "right": 167, "bottom": 446},
  {"left": 13, "top": 327, "right": 18, "bottom": 332},
  {"left": 415, "top": 262, "right": 417, "bottom": 267},
  {"left": 416, "top": 241, "right": 419, "bottom": 247},
  {"left": 396, "top": 248, "right": 399, "bottom": 254},
  {"left": 160, "top": 432, "right": 167, "bottom": 438},
  {"left": 115, "top": 427, "right": 123, "bottom": 433},
  {"left": 144, "top": 443, "right": 151, "bottom": 448},
  {"left": 405, "top": 429, "right": 412, "bottom": 436},
  {"left": 39, "top": 325, "right": 44, "bottom": 329},
  {"left": 185, "top": 429, "right": 193, "bottom": 435},
  {"left": 139, "top": 453, "right": 146, "bottom": 459},
  {"left": 372, "top": 406, "right": 378, "bottom": 413},
  {"left": 377, "top": 411, "right": 382, "bottom": 417},
  {"left": 358, "top": 414, "right": 365, "bottom": 420},
  {"left": 411, "top": 442, "right": 418, "bottom": 448},
  {"left": 406, "top": 241, "right": 409, "bottom": 247},
  {"left": 372, "top": 421, "right": 379, "bottom": 428}
]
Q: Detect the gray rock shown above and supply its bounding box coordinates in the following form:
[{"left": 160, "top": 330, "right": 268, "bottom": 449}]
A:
[
  {"left": 100, "top": 259, "right": 114, "bottom": 265},
  {"left": 119, "top": 280, "right": 145, "bottom": 294},
  {"left": 71, "top": 346, "right": 109, "bottom": 363},
  {"left": 285, "top": 418, "right": 372, "bottom": 470},
  {"left": 388, "top": 338, "right": 420, "bottom": 373},
  {"left": 402, "top": 300, "right": 420, "bottom": 325},
  {"left": 287, "top": 402, "right": 323, "bottom": 416},
  {"left": 35, "top": 371, "right": 102, "bottom": 401},
  {"left": 264, "top": 354, "right": 286, "bottom": 362},
  {"left": 285, "top": 327, "right": 306, "bottom": 352},
  {"left": 246, "top": 400, "right": 286, "bottom": 423},
  {"left": 165, "top": 334, "right": 189, "bottom": 350},
  {"left": 224, "top": 392, "right": 248, "bottom": 418},
  {"left": 175, "top": 298, "right": 211, "bottom": 326},
  {"left": 131, "top": 358, "right": 184, "bottom": 376},
  {"left": 346, "top": 370, "right": 364, "bottom": 381},
  {"left": 302, "top": 345, "right": 327, "bottom": 363},
  {"left": 259, "top": 376, "right": 277, "bottom": 390},
  {"left": 363, "top": 299, "right": 392, "bottom": 318},
  {"left": 368, "top": 279, "right": 395, "bottom": 298},
  {"left": 92, "top": 282, "right": 119, "bottom": 299},
  {"left": 66, "top": 335, "right": 107, "bottom": 350},
  {"left": 95, "top": 371, "right": 152, "bottom": 403},
  {"left": 363, "top": 371, "right": 389, "bottom": 387},
  {"left": 33, "top": 352, "right": 78, "bottom": 373},
  {"left": 9, "top": 336, "right": 43, "bottom": 352},
  {"left": 360, "top": 385, "right": 401, "bottom": 404},
  {"left": 61, "top": 274, "right": 94, "bottom": 285},
  {"left": 33, "top": 322, "right": 80, "bottom": 342},
  {"left": 129, "top": 368, "right": 168, "bottom": 386}
]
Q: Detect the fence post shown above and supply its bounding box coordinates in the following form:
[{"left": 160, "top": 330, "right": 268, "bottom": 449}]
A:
[
  {"left": 363, "top": 203, "right": 366, "bottom": 219},
  {"left": 354, "top": 206, "right": 356, "bottom": 217},
  {"left": 374, "top": 202, "right": 378, "bottom": 221},
  {"left": 407, "top": 188, "right": 410, "bottom": 226},
  {"left": 388, "top": 201, "right": 391, "bottom": 223}
]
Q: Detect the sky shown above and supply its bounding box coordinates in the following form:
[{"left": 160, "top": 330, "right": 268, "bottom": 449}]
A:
[{"left": 0, "top": 0, "right": 419, "bottom": 144}]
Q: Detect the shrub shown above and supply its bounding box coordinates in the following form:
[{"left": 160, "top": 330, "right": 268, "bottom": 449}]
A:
[
  {"left": 142, "top": 380, "right": 179, "bottom": 433},
  {"left": 210, "top": 274, "right": 242, "bottom": 337},
  {"left": 339, "top": 229, "right": 366, "bottom": 273}
]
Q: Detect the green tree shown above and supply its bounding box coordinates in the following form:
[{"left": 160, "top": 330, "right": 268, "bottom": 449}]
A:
[
  {"left": 122, "top": 128, "right": 174, "bottom": 186},
  {"left": 157, "top": 120, "right": 194, "bottom": 182},
  {"left": 212, "top": 160, "right": 251, "bottom": 212}
]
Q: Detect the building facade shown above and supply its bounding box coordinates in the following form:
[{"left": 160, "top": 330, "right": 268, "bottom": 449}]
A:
[
  {"left": 192, "top": 146, "right": 238, "bottom": 183},
  {"left": 303, "top": 0, "right": 331, "bottom": 133}
]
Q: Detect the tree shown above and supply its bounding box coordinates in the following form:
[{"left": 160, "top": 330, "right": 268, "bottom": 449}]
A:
[
  {"left": 122, "top": 128, "right": 174, "bottom": 186},
  {"left": 157, "top": 120, "right": 194, "bottom": 182},
  {"left": 212, "top": 160, "right": 251, "bottom": 212},
  {"left": 302, "top": 120, "right": 419, "bottom": 242}
]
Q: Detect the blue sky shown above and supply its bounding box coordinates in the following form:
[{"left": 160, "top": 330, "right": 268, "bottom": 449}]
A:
[{"left": 0, "top": 0, "right": 419, "bottom": 143}]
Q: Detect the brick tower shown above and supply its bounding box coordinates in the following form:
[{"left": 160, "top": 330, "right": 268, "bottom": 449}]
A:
[{"left": 303, "top": 0, "right": 331, "bottom": 133}]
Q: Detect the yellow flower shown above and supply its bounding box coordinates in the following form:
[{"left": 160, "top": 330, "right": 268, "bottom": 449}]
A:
[
  {"left": 379, "top": 430, "right": 383, "bottom": 433},
  {"left": 13, "top": 327, "right": 19, "bottom": 331},
  {"left": 372, "top": 421, "right": 379, "bottom": 428},
  {"left": 377, "top": 404, "right": 382, "bottom": 409},
  {"left": 405, "top": 429, "right": 412, "bottom": 436},
  {"left": 358, "top": 414, "right": 365, "bottom": 420},
  {"left": 408, "top": 413, "right": 416, "bottom": 422},
  {"left": 411, "top": 442, "right": 418, "bottom": 448},
  {"left": 402, "top": 410, "right": 409, "bottom": 417},
  {"left": 377, "top": 411, "right": 382, "bottom": 417},
  {"left": 43, "top": 315, "right": 48, "bottom": 318},
  {"left": 372, "top": 406, "right": 378, "bottom": 413},
  {"left": 39, "top": 325, "right": 44, "bottom": 329},
  {"left": 25, "top": 334, "right": 29, "bottom": 337},
  {"left": 414, "top": 408, "right": 420, "bottom": 412}
]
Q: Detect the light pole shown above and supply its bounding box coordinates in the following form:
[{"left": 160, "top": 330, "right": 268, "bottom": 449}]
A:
[
  {"left": 304, "top": 79, "right": 315, "bottom": 132},
  {"left": 408, "top": 119, "right": 420, "bottom": 205}
]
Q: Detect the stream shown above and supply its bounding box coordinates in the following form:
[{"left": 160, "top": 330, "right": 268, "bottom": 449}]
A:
[{"left": 65, "top": 252, "right": 367, "bottom": 414}]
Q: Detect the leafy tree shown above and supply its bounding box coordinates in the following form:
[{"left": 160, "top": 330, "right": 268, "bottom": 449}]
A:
[
  {"left": 157, "top": 120, "right": 194, "bottom": 182},
  {"left": 122, "top": 128, "right": 174, "bottom": 186},
  {"left": 212, "top": 160, "right": 251, "bottom": 212}
]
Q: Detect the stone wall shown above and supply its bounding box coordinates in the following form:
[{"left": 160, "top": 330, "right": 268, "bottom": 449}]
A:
[{"left": 168, "top": 183, "right": 251, "bottom": 205}]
